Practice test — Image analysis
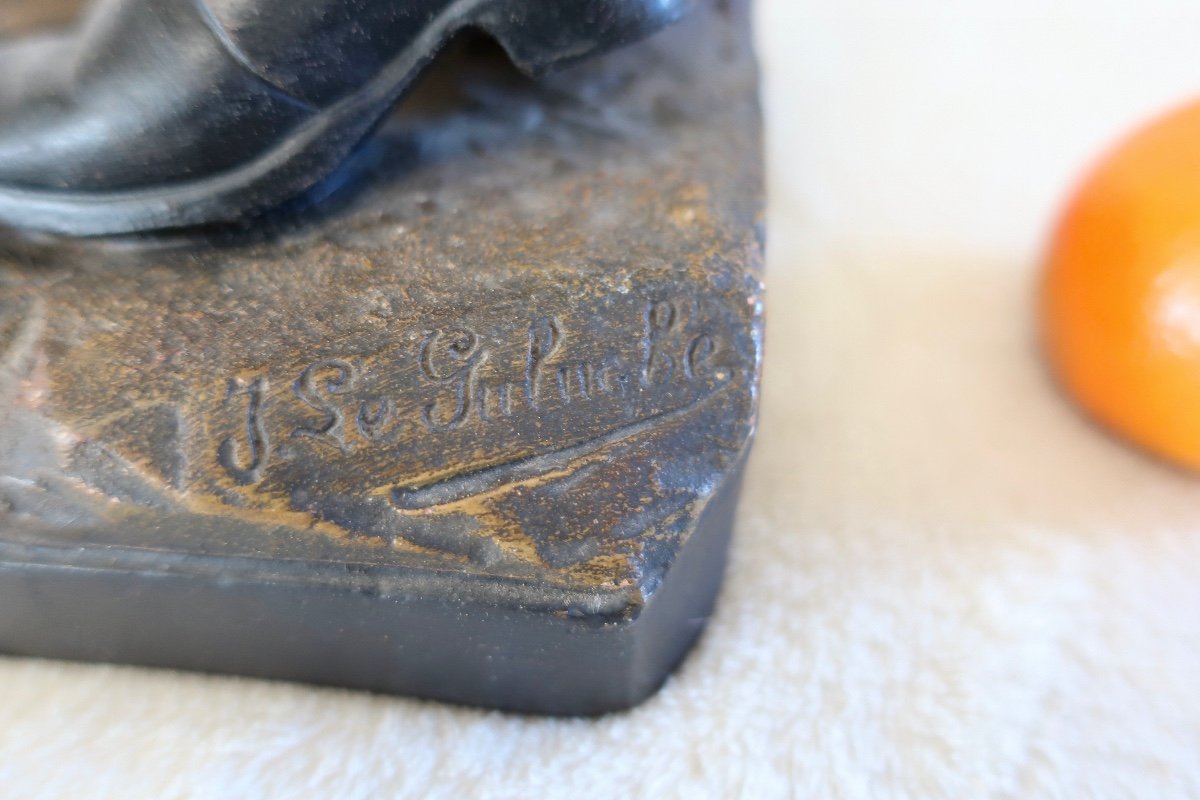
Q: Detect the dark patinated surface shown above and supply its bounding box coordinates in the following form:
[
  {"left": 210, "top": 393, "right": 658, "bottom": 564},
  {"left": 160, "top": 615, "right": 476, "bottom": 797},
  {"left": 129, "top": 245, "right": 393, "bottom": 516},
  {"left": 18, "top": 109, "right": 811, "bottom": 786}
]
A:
[{"left": 0, "top": 0, "right": 762, "bottom": 715}]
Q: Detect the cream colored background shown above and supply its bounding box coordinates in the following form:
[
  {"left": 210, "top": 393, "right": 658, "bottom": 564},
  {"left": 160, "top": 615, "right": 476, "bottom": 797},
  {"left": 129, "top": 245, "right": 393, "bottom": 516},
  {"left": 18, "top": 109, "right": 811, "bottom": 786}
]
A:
[{"left": 4, "top": 2, "right": 1200, "bottom": 797}]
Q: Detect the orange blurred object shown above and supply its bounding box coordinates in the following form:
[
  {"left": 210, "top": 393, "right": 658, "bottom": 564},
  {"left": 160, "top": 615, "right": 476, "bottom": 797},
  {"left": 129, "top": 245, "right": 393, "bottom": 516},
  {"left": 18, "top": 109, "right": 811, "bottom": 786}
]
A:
[{"left": 1043, "top": 99, "right": 1200, "bottom": 471}]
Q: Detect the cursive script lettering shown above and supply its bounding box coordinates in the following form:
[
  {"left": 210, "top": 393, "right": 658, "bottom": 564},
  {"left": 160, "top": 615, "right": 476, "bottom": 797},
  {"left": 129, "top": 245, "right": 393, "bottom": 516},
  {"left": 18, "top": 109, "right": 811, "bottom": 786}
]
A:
[
  {"left": 216, "top": 299, "right": 726, "bottom": 484},
  {"left": 218, "top": 376, "right": 270, "bottom": 485}
]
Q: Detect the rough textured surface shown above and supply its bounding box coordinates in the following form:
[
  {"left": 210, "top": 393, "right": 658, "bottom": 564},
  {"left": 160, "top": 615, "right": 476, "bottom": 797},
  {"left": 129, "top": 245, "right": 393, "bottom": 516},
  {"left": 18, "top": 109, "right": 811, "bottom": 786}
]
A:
[
  {"left": 0, "top": 1, "right": 763, "bottom": 714},
  {"left": 4, "top": 0, "right": 1200, "bottom": 796}
]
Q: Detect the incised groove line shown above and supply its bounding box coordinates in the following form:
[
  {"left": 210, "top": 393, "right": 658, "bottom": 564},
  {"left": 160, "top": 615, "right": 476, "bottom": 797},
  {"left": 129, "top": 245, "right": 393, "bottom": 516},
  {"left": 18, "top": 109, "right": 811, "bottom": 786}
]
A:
[{"left": 390, "top": 385, "right": 725, "bottom": 510}]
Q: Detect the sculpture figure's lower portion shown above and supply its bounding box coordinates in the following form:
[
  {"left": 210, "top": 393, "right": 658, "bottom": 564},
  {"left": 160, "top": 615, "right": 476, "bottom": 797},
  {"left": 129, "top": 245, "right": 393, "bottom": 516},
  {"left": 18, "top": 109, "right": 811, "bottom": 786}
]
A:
[
  {"left": 0, "top": 0, "right": 693, "bottom": 235},
  {"left": 0, "top": 0, "right": 762, "bottom": 715}
]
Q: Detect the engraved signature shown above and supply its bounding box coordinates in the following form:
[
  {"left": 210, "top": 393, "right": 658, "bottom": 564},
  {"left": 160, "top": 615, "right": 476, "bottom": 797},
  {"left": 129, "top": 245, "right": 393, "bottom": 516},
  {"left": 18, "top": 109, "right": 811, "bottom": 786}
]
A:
[
  {"left": 217, "top": 299, "right": 728, "bottom": 487},
  {"left": 217, "top": 376, "right": 269, "bottom": 485}
]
